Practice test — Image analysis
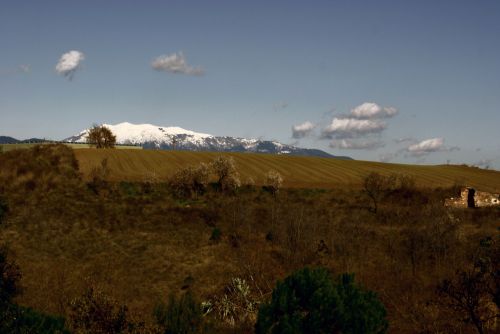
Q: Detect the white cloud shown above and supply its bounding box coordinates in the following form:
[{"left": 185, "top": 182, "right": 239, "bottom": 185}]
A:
[
  {"left": 56, "top": 50, "right": 85, "bottom": 80},
  {"left": 407, "top": 138, "right": 445, "bottom": 156},
  {"left": 350, "top": 102, "right": 398, "bottom": 119},
  {"left": 322, "top": 118, "right": 386, "bottom": 139},
  {"left": 330, "top": 139, "right": 385, "bottom": 150},
  {"left": 152, "top": 52, "right": 204, "bottom": 76},
  {"left": 292, "top": 121, "right": 315, "bottom": 139}
]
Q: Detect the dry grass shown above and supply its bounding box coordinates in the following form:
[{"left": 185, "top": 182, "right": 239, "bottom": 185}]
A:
[
  {"left": 1, "top": 145, "right": 499, "bottom": 333},
  {"left": 74, "top": 149, "right": 500, "bottom": 192}
]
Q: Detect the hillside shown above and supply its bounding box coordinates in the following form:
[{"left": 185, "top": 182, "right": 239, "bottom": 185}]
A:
[
  {"left": 1, "top": 145, "right": 499, "bottom": 333},
  {"left": 74, "top": 149, "right": 500, "bottom": 192},
  {"left": 0, "top": 136, "right": 20, "bottom": 144}
]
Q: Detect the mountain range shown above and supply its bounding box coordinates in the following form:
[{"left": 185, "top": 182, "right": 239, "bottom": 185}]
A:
[
  {"left": 2, "top": 122, "right": 351, "bottom": 159},
  {"left": 66, "top": 122, "right": 350, "bottom": 158}
]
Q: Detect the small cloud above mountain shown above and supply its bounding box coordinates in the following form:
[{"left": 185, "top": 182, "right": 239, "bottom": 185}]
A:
[
  {"left": 152, "top": 52, "right": 204, "bottom": 76},
  {"left": 319, "top": 102, "right": 397, "bottom": 152},
  {"left": 407, "top": 138, "right": 446, "bottom": 156},
  {"left": 56, "top": 50, "right": 85, "bottom": 80},
  {"left": 330, "top": 139, "right": 385, "bottom": 150},
  {"left": 292, "top": 121, "right": 315, "bottom": 139},
  {"left": 321, "top": 118, "right": 386, "bottom": 139},
  {"left": 349, "top": 102, "right": 398, "bottom": 119}
]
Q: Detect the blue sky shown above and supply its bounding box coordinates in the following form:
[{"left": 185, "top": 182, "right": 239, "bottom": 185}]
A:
[{"left": 1, "top": 0, "right": 499, "bottom": 168}]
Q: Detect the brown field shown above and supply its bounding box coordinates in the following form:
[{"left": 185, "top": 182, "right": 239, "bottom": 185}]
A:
[{"left": 74, "top": 148, "right": 500, "bottom": 192}]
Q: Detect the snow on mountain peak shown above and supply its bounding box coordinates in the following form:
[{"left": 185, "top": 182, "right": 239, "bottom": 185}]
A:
[
  {"left": 72, "top": 122, "right": 213, "bottom": 145},
  {"left": 65, "top": 122, "right": 342, "bottom": 159}
]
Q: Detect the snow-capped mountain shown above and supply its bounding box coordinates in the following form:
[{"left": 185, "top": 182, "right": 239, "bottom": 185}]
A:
[{"left": 65, "top": 122, "right": 351, "bottom": 159}]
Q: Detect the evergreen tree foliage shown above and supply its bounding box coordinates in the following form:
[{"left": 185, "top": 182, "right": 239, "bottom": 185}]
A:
[
  {"left": 1, "top": 305, "right": 69, "bottom": 334},
  {"left": 255, "top": 267, "right": 388, "bottom": 334}
]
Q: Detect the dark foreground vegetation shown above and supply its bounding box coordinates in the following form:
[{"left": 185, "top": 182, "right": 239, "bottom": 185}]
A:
[{"left": 0, "top": 144, "right": 498, "bottom": 333}]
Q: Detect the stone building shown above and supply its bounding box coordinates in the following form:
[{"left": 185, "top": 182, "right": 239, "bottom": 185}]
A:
[{"left": 445, "top": 187, "right": 500, "bottom": 208}]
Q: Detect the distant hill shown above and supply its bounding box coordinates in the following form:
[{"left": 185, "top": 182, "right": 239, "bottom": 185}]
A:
[
  {"left": 0, "top": 136, "right": 49, "bottom": 144},
  {"left": 0, "top": 136, "right": 20, "bottom": 144},
  {"left": 65, "top": 122, "right": 351, "bottom": 159},
  {"left": 20, "top": 138, "right": 48, "bottom": 144}
]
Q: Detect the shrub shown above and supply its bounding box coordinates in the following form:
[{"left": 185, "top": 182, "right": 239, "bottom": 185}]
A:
[
  {"left": 0, "top": 144, "right": 81, "bottom": 195},
  {"left": 204, "top": 277, "right": 259, "bottom": 328},
  {"left": 69, "top": 287, "right": 132, "bottom": 334},
  {"left": 0, "top": 246, "right": 22, "bottom": 308},
  {"left": 221, "top": 174, "right": 241, "bottom": 194},
  {"left": 154, "top": 291, "right": 209, "bottom": 334},
  {"left": 210, "top": 156, "right": 239, "bottom": 192},
  {"left": 0, "top": 246, "right": 22, "bottom": 332},
  {"left": 0, "top": 196, "right": 7, "bottom": 225},
  {"left": 362, "top": 172, "right": 396, "bottom": 213},
  {"left": 264, "top": 170, "right": 283, "bottom": 196},
  {"left": 1, "top": 305, "right": 69, "bottom": 334},
  {"left": 86, "top": 124, "right": 117, "bottom": 149},
  {"left": 0, "top": 247, "right": 66, "bottom": 333},
  {"left": 437, "top": 237, "right": 500, "bottom": 334},
  {"left": 255, "top": 267, "right": 388, "bottom": 334},
  {"left": 88, "top": 158, "right": 111, "bottom": 194},
  {"left": 210, "top": 228, "right": 222, "bottom": 243},
  {"left": 169, "top": 163, "right": 210, "bottom": 199}
]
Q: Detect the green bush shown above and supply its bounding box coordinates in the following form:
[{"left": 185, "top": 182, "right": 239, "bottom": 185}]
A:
[
  {"left": 255, "top": 267, "right": 388, "bottom": 334},
  {"left": 1, "top": 304, "right": 69, "bottom": 334},
  {"left": 209, "top": 228, "right": 222, "bottom": 243},
  {"left": 154, "top": 291, "right": 210, "bottom": 334}
]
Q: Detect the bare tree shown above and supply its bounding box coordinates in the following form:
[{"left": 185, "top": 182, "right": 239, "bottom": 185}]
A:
[
  {"left": 86, "top": 124, "right": 116, "bottom": 149},
  {"left": 438, "top": 238, "right": 500, "bottom": 334},
  {"left": 265, "top": 170, "right": 283, "bottom": 196},
  {"left": 169, "top": 163, "right": 210, "bottom": 198},
  {"left": 362, "top": 172, "right": 395, "bottom": 213},
  {"left": 210, "top": 156, "right": 239, "bottom": 192}
]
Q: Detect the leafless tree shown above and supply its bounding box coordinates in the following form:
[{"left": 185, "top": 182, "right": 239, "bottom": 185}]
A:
[{"left": 86, "top": 124, "right": 116, "bottom": 149}]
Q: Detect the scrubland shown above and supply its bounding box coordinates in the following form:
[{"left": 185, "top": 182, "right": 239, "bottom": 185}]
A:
[{"left": 0, "top": 144, "right": 498, "bottom": 333}]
